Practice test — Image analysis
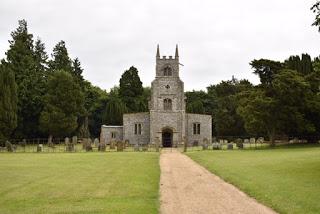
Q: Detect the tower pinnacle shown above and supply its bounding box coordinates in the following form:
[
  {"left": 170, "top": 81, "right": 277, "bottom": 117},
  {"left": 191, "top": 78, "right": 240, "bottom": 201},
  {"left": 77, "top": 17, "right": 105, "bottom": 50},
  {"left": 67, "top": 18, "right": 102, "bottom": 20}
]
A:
[
  {"left": 175, "top": 44, "right": 179, "bottom": 58},
  {"left": 156, "top": 44, "right": 160, "bottom": 58}
]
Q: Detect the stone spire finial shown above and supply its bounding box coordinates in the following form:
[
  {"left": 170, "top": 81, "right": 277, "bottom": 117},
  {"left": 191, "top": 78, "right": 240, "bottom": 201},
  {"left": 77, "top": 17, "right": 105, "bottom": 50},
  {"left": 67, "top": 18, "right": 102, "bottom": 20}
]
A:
[
  {"left": 156, "top": 44, "right": 160, "bottom": 58},
  {"left": 175, "top": 44, "right": 179, "bottom": 58}
]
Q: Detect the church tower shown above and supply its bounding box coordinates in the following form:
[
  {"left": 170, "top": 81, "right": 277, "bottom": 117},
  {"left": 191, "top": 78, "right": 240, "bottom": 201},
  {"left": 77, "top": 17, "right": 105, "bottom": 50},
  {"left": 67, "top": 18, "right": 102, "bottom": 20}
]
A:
[{"left": 149, "top": 45, "right": 186, "bottom": 147}]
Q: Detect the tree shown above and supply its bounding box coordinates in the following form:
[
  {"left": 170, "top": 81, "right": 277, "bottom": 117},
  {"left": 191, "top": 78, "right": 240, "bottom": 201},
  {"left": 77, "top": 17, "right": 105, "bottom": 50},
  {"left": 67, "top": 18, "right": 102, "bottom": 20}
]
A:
[
  {"left": 49, "top": 41, "right": 73, "bottom": 73},
  {"left": 119, "top": 66, "right": 143, "bottom": 112},
  {"left": 82, "top": 81, "right": 108, "bottom": 137},
  {"left": 250, "top": 59, "right": 283, "bottom": 86},
  {"left": 311, "top": 1, "right": 320, "bottom": 31},
  {"left": 5, "top": 20, "right": 46, "bottom": 138},
  {"left": 39, "top": 71, "right": 85, "bottom": 138},
  {"left": 272, "top": 70, "right": 319, "bottom": 136},
  {"left": 0, "top": 62, "right": 17, "bottom": 139},
  {"left": 207, "top": 79, "right": 251, "bottom": 136},
  {"left": 103, "top": 88, "right": 127, "bottom": 125},
  {"left": 237, "top": 89, "right": 278, "bottom": 144},
  {"left": 72, "top": 57, "right": 84, "bottom": 84},
  {"left": 285, "top": 54, "right": 313, "bottom": 75}
]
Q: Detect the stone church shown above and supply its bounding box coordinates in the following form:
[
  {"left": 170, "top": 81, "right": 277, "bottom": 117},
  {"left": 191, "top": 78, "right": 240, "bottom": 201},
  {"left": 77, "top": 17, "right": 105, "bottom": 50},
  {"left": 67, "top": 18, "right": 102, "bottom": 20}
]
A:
[{"left": 100, "top": 45, "right": 212, "bottom": 147}]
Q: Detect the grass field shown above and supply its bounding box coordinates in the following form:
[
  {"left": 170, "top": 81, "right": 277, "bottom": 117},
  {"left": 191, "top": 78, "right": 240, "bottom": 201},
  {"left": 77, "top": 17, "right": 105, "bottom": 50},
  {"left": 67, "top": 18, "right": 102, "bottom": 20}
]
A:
[
  {"left": 0, "top": 153, "right": 160, "bottom": 214},
  {"left": 187, "top": 145, "right": 320, "bottom": 214}
]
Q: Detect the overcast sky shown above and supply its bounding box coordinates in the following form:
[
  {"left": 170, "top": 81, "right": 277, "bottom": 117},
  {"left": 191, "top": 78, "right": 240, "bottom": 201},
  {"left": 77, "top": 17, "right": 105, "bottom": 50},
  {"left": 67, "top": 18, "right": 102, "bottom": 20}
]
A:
[{"left": 0, "top": 0, "right": 319, "bottom": 91}]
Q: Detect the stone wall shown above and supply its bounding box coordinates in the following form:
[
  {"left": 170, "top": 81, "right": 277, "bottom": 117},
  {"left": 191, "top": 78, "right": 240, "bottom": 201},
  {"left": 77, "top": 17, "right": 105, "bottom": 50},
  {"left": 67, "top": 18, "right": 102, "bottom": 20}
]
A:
[
  {"left": 186, "top": 113, "right": 212, "bottom": 145},
  {"left": 150, "top": 111, "right": 186, "bottom": 145},
  {"left": 123, "top": 112, "right": 150, "bottom": 144},
  {"left": 100, "top": 125, "right": 123, "bottom": 144}
]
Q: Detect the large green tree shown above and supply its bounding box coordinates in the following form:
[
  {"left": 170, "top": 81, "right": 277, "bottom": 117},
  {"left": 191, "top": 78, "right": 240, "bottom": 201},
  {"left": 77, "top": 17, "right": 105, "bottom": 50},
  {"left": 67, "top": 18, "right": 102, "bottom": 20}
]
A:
[
  {"left": 0, "top": 62, "right": 18, "bottom": 139},
  {"left": 39, "top": 71, "right": 85, "bottom": 138},
  {"left": 119, "top": 66, "right": 143, "bottom": 112},
  {"left": 5, "top": 20, "right": 46, "bottom": 138}
]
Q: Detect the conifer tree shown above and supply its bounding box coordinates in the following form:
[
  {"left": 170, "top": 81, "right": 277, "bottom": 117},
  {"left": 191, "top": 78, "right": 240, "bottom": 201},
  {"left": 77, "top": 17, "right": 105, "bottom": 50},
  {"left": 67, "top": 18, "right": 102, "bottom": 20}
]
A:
[
  {"left": 119, "top": 66, "right": 143, "bottom": 112},
  {"left": 0, "top": 62, "right": 17, "bottom": 139},
  {"left": 39, "top": 71, "right": 85, "bottom": 138},
  {"left": 5, "top": 20, "right": 46, "bottom": 138}
]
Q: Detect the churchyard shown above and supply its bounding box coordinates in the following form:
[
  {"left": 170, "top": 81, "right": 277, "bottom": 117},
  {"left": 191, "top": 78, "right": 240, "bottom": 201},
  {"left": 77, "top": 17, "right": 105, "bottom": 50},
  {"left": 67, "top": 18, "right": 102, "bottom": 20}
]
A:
[
  {"left": 0, "top": 152, "right": 160, "bottom": 214},
  {"left": 187, "top": 144, "right": 320, "bottom": 214},
  {"left": 0, "top": 139, "right": 319, "bottom": 213}
]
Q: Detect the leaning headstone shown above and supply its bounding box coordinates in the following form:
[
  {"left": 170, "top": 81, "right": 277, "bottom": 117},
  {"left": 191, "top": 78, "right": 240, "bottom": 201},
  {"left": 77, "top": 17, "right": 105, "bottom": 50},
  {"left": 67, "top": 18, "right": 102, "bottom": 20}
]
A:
[
  {"left": 257, "top": 137, "right": 264, "bottom": 144},
  {"left": 227, "top": 143, "right": 233, "bottom": 150}
]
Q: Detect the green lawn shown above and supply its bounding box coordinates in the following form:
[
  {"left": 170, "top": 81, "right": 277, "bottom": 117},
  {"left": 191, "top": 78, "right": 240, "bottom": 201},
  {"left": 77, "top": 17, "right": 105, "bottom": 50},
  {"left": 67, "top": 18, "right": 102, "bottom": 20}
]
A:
[
  {"left": 0, "top": 153, "right": 160, "bottom": 214},
  {"left": 187, "top": 145, "right": 320, "bottom": 214}
]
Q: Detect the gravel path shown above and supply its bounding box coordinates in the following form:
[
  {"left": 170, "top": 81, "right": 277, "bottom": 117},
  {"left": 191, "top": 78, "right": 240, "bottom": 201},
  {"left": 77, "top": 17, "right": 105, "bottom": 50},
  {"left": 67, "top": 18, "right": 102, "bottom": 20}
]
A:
[{"left": 159, "top": 149, "right": 277, "bottom": 214}]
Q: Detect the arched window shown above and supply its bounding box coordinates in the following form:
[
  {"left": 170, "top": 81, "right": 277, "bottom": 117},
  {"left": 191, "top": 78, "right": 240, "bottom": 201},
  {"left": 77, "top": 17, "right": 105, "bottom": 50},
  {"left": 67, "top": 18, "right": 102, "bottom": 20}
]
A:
[
  {"left": 163, "top": 66, "right": 172, "bottom": 76},
  {"left": 164, "top": 98, "right": 172, "bottom": 110}
]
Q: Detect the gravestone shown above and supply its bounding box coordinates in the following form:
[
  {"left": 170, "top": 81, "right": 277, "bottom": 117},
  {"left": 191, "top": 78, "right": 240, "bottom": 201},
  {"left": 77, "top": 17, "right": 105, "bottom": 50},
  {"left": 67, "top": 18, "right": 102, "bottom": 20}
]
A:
[
  {"left": 244, "top": 139, "right": 249, "bottom": 144},
  {"left": 212, "top": 142, "right": 221, "bottom": 150},
  {"left": 155, "top": 137, "right": 160, "bottom": 152},
  {"left": 72, "top": 136, "right": 77, "bottom": 145},
  {"left": 183, "top": 136, "right": 187, "bottom": 152},
  {"left": 134, "top": 143, "right": 139, "bottom": 152},
  {"left": 142, "top": 144, "right": 148, "bottom": 151},
  {"left": 117, "top": 141, "right": 124, "bottom": 152},
  {"left": 202, "top": 138, "right": 209, "bottom": 150},
  {"left": 110, "top": 140, "right": 116, "bottom": 149},
  {"left": 66, "top": 137, "right": 74, "bottom": 152},
  {"left": 37, "top": 144, "right": 43, "bottom": 152},
  {"left": 250, "top": 138, "right": 256, "bottom": 144},
  {"left": 6, "top": 141, "right": 14, "bottom": 152},
  {"left": 235, "top": 138, "right": 243, "bottom": 149},
  {"left": 83, "top": 138, "right": 92, "bottom": 151},
  {"left": 227, "top": 143, "right": 233, "bottom": 150},
  {"left": 94, "top": 138, "right": 99, "bottom": 147},
  {"left": 98, "top": 142, "right": 106, "bottom": 152}
]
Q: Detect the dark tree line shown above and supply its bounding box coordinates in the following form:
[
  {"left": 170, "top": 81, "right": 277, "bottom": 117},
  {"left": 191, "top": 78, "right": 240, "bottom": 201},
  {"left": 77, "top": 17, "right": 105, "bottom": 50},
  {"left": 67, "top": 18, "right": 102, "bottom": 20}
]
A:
[
  {"left": 0, "top": 20, "right": 149, "bottom": 140},
  {"left": 185, "top": 55, "right": 320, "bottom": 143}
]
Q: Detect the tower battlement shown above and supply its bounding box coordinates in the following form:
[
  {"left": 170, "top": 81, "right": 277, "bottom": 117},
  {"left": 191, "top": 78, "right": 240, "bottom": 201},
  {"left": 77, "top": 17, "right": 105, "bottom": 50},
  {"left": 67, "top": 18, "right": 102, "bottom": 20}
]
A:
[{"left": 156, "top": 45, "right": 179, "bottom": 60}]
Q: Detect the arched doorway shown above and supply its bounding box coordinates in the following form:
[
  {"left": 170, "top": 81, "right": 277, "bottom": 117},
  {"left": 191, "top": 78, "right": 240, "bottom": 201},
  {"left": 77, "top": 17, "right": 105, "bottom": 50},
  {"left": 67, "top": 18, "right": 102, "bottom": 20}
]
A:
[{"left": 162, "top": 128, "right": 173, "bottom": 147}]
